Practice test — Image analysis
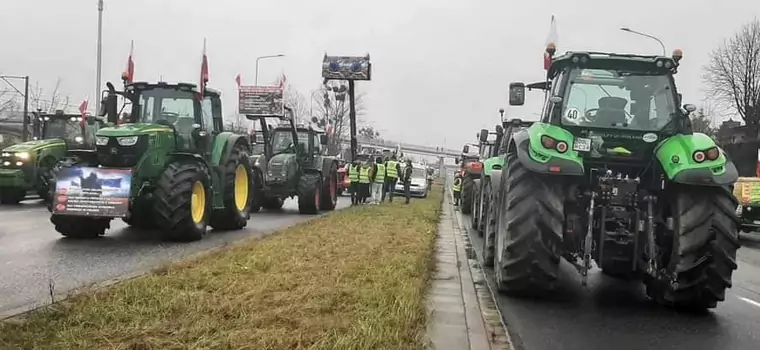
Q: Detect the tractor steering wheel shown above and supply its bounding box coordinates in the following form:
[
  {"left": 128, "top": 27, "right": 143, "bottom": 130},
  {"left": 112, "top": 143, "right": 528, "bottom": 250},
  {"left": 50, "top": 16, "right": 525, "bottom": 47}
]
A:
[{"left": 584, "top": 108, "right": 600, "bottom": 123}]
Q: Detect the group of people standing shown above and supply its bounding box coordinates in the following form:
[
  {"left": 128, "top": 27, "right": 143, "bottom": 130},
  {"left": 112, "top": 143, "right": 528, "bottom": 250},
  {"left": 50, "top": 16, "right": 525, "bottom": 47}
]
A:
[{"left": 347, "top": 155, "right": 414, "bottom": 205}]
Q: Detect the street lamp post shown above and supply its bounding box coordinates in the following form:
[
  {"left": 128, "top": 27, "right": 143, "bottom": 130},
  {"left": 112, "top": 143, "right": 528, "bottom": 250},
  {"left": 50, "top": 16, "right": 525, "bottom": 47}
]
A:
[
  {"left": 95, "top": 0, "right": 104, "bottom": 115},
  {"left": 620, "top": 27, "right": 666, "bottom": 56},
  {"left": 254, "top": 54, "right": 285, "bottom": 86}
]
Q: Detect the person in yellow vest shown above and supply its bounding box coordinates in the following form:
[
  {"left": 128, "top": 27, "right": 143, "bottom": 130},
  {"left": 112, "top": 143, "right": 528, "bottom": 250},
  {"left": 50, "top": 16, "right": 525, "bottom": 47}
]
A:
[
  {"left": 384, "top": 155, "right": 402, "bottom": 203},
  {"left": 358, "top": 161, "right": 372, "bottom": 204},
  {"left": 372, "top": 156, "right": 386, "bottom": 204},
  {"left": 348, "top": 160, "right": 360, "bottom": 205},
  {"left": 452, "top": 171, "right": 463, "bottom": 207}
]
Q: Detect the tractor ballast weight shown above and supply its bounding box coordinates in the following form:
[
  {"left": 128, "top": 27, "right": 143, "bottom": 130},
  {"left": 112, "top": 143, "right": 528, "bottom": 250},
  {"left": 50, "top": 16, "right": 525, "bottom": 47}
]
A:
[
  {"left": 487, "top": 48, "right": 739, "bottom": 310},
  {"left": 0, "top": 111, "right": 103, "bottom": 204},
  {"left": 245, "top": 111, "right": 339, "bottom": 214},
  {"left": 47, "top": 81, "right": 255, "bottom": 241}
]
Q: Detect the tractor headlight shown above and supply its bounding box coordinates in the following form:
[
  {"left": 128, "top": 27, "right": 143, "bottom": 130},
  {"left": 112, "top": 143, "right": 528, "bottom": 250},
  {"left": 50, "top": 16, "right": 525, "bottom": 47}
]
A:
[
  {"left": 1, "top": 152, "right": 10, "bottom": 157},
  {"left": 74, "top": 136, "right": 84, "bottom": 143},
  {"left": 2, "top": 161, "right": 10, "bottom": 166},
  {"left": 15, "top": 152, "right": 29, "bottom": 160},
  {"left": 95, "top": 136, "right": 109, "bottom": 146},
  {"left": 117, "top": 136, "right": 139, "bottom": 146}
]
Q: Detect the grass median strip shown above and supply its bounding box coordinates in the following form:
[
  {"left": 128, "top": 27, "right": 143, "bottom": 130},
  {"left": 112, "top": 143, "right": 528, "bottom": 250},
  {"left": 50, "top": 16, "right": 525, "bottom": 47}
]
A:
[{"left": 0, "top": 188, "right": 443, "bottom": 350}]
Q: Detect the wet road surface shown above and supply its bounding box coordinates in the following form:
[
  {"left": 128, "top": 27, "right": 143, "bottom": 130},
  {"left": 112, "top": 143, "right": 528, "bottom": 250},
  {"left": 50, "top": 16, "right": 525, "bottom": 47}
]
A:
[
  {"left": 457, "top": 207, "right": 760, "bottom": 350},
  {"left": 0, "top": 198, "right": 349, "bottom": 318}
]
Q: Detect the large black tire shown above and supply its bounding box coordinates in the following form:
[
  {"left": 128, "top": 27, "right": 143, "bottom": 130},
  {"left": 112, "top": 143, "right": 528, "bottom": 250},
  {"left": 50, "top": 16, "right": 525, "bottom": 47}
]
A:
[
  {"left": 52, "top": 216, "right": 110, "bottom": 238},
  {"left": 494, "top": 153, "right": 565, "bottom": 294},
  {"left": 153, "top": 161, "right": 212, "bottom": 242},
  {"left": 122, "top": 201, "right": 158, "bottom": 229},
  {"left": 262, "top": 197, "right": 284, "bottom": 210},
  {"left": 210, "top": 144, "right": 254, "bottom": 230},
  {"left": 482, "top": 175, "right": 499, "bottom": 267},
  {"left": 320, "top": 162, "right": 339, "bottom": 211},
  {"left": 470, "top": 179, "right": 481, "bottom": 229},
  {"left": 298, "top": 173, "right": 322, "bottom": 214},
  {"left": 37, "top": 156, "right": 57, "bottom": 203},
  {"left": 0, "top": 189, "right": 25, "bottom": 205},
  {"left": 645, "top": 185, "right": 740, "bottom": 310},
  {"left": 461, "top": 175, "right": 474, "bottom": 214},
  {"left": 250, "top": 171, "right": 264, "bottom": 213}
]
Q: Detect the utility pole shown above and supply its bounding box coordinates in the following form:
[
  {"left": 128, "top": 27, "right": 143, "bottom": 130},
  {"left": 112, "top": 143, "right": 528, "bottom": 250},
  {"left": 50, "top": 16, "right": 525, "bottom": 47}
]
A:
[
  {"left": 620, "top": 27, "right": 666, "bottom": 56},
  {"left": 254, "top": 54, "right": 285, "bottom": 86},
  {"left": 22, "top": 77, "right": 29, "bottom": 141},
  {"left": 95, "top": 0, "right": 104, "bottom": 114}
]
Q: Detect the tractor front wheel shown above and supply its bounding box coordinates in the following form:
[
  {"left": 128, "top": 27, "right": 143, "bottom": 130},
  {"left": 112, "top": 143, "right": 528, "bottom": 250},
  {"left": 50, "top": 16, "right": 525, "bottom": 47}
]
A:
[
  {"left": 210, "top": 144, "right": 255, "bottom": 230},
  {"left": 646, "top": 184, "right": 740, "bottom": 310},
  {"left": 298, "top": 173, "right": 322, "bottom": 214},
  {"left": 52, "top": 215, "right": 110, "bottom": 238},
  {"left": 494, "top": 153, "right": 564, "bottom": 295},
  {"left": 461, "top": 175, "right": 474, "bottom": 214},
  {"left": 154, "top": 161, "right": 211, "bottom": 242},
  {"left": 319, "top": 163, "right": 339, "bottom": 211}
]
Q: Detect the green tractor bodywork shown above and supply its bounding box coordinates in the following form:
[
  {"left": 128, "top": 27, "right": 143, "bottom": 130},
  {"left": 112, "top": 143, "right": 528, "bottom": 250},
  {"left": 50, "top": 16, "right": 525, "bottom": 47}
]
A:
[
  {"left": 48, "top": 81, "right": 255, "bottom": 241},
  {"left": 0, "top": 111, "right": 102, "bottom": 204},
  {"left": 486, "top": 50, "right": 739, "bottom": 310},
  {"left": 246, "top": 112, "right": 339, "bottom": 214},
  {"left": 469, "top": 128, "right": 500, "bottom": 223}
]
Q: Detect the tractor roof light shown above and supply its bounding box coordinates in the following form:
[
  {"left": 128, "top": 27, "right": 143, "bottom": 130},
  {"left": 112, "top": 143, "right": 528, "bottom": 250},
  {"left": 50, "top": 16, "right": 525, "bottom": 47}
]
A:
[
  {"left": 672, "top": 49, "right": 683, "bottom": 64},
  {"left": 121, "top": 71, "right": 130, "bottom": 81},
  {"left": 655, "top": 58, "right": 676, "bottom": 69},
  {"left": 570, "top": 53, "right": 590, "bottom": 65}
]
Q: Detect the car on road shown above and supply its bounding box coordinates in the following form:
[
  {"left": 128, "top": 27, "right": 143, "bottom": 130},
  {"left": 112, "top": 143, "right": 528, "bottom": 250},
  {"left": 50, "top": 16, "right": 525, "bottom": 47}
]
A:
[{"left": 394, "top": 163, "right": 429, "bottom": 197}]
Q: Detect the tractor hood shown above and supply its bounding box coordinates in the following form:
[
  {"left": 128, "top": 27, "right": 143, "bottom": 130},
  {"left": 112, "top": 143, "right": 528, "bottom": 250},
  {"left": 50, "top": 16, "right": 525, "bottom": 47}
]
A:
[
  {"left": 2, "top": 138, "right": 65, "bottom": 153},
  {"left": 96, "top": 123, "right": 173, "bottom": 137}
]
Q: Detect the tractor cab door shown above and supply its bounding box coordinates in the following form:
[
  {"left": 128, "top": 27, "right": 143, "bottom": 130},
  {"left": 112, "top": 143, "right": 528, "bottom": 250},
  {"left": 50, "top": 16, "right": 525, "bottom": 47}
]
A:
[{"left": 194, "top": 95, "right": 219, "bottom": 158}]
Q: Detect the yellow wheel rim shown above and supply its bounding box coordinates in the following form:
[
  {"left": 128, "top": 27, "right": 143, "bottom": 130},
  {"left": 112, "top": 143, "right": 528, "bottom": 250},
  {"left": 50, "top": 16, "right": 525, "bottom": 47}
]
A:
[
  {"left": 191, "top": 181, "right": 206, "bottom": 224},
  {"left": 233, "top": 164, "right": 249, "bottom": 211}
]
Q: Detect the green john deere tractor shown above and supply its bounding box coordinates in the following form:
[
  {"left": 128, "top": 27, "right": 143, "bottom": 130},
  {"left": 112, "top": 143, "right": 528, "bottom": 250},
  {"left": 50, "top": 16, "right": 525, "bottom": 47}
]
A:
[
  {"left": 48, "top": 81, "right": 255, "bottom": 241},
  {"left": 247, "top": 111, "right": 339, "bottom": 214},
  {"left": 454, "top": 142, "right": 481, "bottom": 214},
  {"left": 0, "top": 110, "right": 102, "bottom": 204},
  {"left": 487, "top": 49, "right": 740, "bottom": 310}
]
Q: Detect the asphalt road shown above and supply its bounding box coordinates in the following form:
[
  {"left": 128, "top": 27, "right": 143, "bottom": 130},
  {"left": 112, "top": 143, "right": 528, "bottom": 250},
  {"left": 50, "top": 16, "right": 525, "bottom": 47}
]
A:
[
  {"left": 456, "top": 202, "right": 760, "bottom": 350},
  {"left": 0, "top": 197, "right": 349, "bottom": 318}
]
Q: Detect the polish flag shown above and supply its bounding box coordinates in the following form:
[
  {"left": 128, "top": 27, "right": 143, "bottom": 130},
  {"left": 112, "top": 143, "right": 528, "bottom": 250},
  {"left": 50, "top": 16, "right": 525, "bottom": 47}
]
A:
[
  {"left": 78, "top": 99, "right": 88, "bottom": 126},
  {"left": 278, "top": 73, "right": 287, "bottom": 88},
  {"left": 199, "top": 39, "right": 209, "bottom": 98},
  {"left": 544, "top": 15, "right": 558, "bottom": 70},
  {"left": 235, "top": 74, "right": 241, "bottom": 88},
  {"left": 124, "top": 41, "right": 135, "bottom": 83}
]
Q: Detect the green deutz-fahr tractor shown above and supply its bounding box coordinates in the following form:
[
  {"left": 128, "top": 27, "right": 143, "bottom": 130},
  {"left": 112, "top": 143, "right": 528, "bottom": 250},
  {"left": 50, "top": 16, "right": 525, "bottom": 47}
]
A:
[
  {"left": 48, "top": 81, "right": 255, "bottom": 241},
  {"left": 487, "top": 48, "right": 740, "bottom": 310},
  {"left": 470, "top": 127, "right": 501, "bottom": 232},
  {"left": 247, "top": 112, "right": 339, "bottom": 214},
  {"left": 0, "top": 110, "right": 102, "bottom": 204},
  {"left": 454, "top": 142, "right": 481, "bottom": 214}
]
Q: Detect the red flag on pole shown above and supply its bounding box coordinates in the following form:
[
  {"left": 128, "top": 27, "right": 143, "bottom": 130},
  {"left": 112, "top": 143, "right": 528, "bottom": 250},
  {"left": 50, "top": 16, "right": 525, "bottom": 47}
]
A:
[
  {"left": 278, "top": 73, "right": 287, "bottom": 88},
  {"left": 199, "top": 39, "right": 209, "bottom": 99},
  {"left": 79, "top": 99, "right": 89, "bottom": 126},
  {"left": 123, "top": 41, "right": 135, "bottom": 83},
  {"left": 235, "top": 74, "right": 241, "bottom": 88},
  {"left": 544, "top": 15, "right": 558, "bottom": 70}
]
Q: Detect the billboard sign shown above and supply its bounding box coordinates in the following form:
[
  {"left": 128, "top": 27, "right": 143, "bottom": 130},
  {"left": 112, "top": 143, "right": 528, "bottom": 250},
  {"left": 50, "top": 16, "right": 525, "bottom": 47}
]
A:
[
  {"left": 239, "top": 85, "right": 284, "bottom": 117},
  {"left": 321, "top": 55, "right": 371, "bottom": 81},
  {"left": 52, "top": 167, "right": 132, "bottom": 218}
]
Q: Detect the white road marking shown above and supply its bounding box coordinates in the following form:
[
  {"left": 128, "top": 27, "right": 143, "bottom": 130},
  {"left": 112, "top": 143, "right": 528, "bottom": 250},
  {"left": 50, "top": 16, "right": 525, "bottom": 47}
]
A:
[{"left": 738, "top": 296, "right": 760, "bottom": 309}]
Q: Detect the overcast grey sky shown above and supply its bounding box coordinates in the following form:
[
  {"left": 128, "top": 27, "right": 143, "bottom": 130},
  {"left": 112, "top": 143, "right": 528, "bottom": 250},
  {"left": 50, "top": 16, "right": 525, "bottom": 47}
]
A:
[{"left": 1, "top": 0, "right": 757, "bottom": 149}]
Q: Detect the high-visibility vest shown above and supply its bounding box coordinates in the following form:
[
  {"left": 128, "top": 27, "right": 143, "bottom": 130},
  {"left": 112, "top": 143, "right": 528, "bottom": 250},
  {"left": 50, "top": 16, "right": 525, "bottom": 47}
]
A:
[
  {"left": 375, "top": 164, "right": 386, "bottom": 183},
  {"left": 452, "top": 177, "right": 462, "bottom": 192},
  {"left": 359, "top": 167, "right": 371, "bottom": 184},
  {"left": 386, "top": 161, "right": 398, "bottom": 178},
  {"left": 348, "top": 165, "right": 359, "bottom": 182}
]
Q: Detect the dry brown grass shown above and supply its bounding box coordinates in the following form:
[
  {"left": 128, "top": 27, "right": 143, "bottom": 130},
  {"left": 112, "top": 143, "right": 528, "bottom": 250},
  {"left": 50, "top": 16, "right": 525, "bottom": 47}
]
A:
[{"left": 0, "top": 188, "right": 443, "bottom": 350}]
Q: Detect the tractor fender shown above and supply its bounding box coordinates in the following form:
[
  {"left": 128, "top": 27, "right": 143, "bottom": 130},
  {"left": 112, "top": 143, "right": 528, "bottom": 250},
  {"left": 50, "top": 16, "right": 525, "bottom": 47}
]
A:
[
  {"left": 218, "top": 134, "right": 251, "bottom": 167},
  {"left": 169, "top": 152, "right": 212, "bottom": 173},
  {"left": 510, "top": 129, "right": 584, "bottom": 176},
  {"left": 655, "top": 133, "right": 738, "bottom": 186}
]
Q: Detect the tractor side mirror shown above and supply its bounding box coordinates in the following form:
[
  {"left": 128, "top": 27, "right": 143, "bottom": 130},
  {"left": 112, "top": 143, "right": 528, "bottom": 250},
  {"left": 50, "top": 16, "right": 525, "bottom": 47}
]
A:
[
  {"left": 191, "top": 123, "right": 212, "bottom": 150},
  {"left": 454, "top": 158, "right": 459, "bottom": 165},
  {"left": 319, "top": 134, "right": 328, "bottom": 145},
  {"left": 683, "top": 104, "right": 697, "bottom": 115},
  {"left": 86, "top": 117, "right": 97, "bottom": 126},
  {"left": 462, "top": 145, "right": 470, "bottom": 154},
  {"left": 495, "top": 125, "right": 504, "bottom": 135},
  {"left": 479, "top": 129, "right": 488, "bottom": 143},
  {"left": 104, "top": 94, "right": 118, "bottom": 124},
  {"left": 509, "top": 82, "right": 526, "bottom": 106}
]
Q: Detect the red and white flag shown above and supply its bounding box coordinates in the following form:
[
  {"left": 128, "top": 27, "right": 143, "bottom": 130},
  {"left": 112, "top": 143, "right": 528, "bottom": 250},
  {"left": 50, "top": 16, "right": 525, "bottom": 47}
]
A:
[
  {"left": 199, "top": 39, "right": 209, "bottom": 98},
  {"left": 235, "top": 73, "right": 241, "bottom": 88},
  {"left": 544, "top": 15, "right": 558, "bottom": 70},
  {"left": 278, "top": 73, "right": 287, "bottom": 88},
  {"left": 125, "top": 41, "right": 135, "bottom": 83},
  {"left": 78, "top": 99, "right": 88, "bottom": 126}
]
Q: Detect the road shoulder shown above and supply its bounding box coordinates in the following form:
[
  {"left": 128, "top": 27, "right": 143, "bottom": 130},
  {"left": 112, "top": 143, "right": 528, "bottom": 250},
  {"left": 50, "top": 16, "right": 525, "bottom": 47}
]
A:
[{"left": 427, "top": 192, "right": 512, "bottom": 350}]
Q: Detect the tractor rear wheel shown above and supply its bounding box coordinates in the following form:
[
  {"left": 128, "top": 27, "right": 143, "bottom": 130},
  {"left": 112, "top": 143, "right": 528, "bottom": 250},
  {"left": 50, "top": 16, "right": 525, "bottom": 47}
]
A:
[
  {"left": 298, "top": 173, "right": 322, "bottom": 214},
  {"left": 461, "top": 175, "right": 474, "bottom": 214},
  {"left": 52, "top": 216, "right": 110, "bottom": 238},
  {"left": 154, "top": 161, "right": 211, "bottom": 242},
  {"left": 482, "top": 179, "right": 497, "bottom": 267},
  {"left": 0, "top": 189, "right": 25, "bottom": 205},
  {"left": 210, "top": 144, "right": 254, "bottom": 230},
  {"left": 319, "top": 163, "right": 339, "bottom": 211},
  {"left": 494, "top": 153, "right": 564, "bottom": 295},
  {"left": 122, "top": 202, "right": 158, "bottom": 229},
  {"left": 471, "top": 179, "right": 481, "bottom": 229},
  {"left": 646, "top": 184, "right": 740, "bottom": 310}
]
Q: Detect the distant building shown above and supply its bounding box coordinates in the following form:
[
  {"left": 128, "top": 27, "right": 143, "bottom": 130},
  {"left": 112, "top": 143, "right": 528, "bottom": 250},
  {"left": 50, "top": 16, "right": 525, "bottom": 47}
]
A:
[{"left": 716, "top": 119, "right": 750, "bottom": 144}]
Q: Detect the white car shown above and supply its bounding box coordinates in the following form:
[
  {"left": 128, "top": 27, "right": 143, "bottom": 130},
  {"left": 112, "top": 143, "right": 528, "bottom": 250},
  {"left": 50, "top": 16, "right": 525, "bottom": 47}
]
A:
[{"left": 394, "top": 165, "right": 429, "bottom": 198}]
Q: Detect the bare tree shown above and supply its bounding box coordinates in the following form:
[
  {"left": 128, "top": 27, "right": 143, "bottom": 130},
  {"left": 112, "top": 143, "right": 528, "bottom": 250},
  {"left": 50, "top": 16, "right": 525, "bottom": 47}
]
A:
[
  {"left": 224, "top": 113, "right": 249, "bottom": 134},
  {"left": 703, "top": 18, "right": 760, "bottom": 125},
  {"left": 690, "top": 106, "right": 717, "bottom": 136},
  {"left": 283, "top": 85, "right": 309, "bottom": 123},
  {"left": 310, "top": 82, "right": 367, "bottom": 154},
  {"left": 358, "top": 126, "right": 380, "bottom": 140}
]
